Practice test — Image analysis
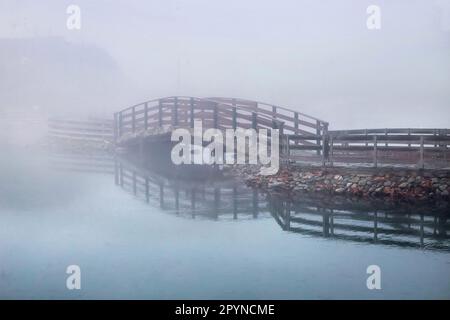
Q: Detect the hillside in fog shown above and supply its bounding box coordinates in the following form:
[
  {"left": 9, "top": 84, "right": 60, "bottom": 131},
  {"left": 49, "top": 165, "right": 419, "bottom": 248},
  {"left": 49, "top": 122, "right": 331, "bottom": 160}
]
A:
[{"left": 0, "top": 37, "right": 130, "bottom": 116}]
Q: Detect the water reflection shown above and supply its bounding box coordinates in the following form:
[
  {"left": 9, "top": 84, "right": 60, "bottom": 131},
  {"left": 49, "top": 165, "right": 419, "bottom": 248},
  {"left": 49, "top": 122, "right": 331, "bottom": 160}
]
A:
[{"left": 49, "top": 150, "right": 450, "bottom": 252}]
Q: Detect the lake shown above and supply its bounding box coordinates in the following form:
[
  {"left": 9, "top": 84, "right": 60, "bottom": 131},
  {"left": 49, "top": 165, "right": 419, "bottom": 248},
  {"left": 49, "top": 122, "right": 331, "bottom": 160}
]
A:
[{"left": 0, "top": 146, "right": 449, "bottom": 299}]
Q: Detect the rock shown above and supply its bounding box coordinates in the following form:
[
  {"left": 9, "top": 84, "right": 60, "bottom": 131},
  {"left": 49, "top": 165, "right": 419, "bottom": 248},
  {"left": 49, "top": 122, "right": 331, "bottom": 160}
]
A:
[
  {"left": 398, "top": 182, "right": 409, "bottom": 188},
  {"left": 293, "top": 184, "right": 308, "bottom": 191},
  {"left": 439, "top": 184, "right": 448, "bottom": 191},
  {"left": 335, "top": 188, "right": 345, "bottom": 194},
  {"left": 383, "top": 181, "right": 391, "bottom": 187},
  {"left": 358, "top": 179, "right": 367, "bottom": 186},
  {"left": 268, "top": 181, "right": 285, "bottom": 189},
  {"left": 441, "top": 190, "right": 449, "bottom": 196}
]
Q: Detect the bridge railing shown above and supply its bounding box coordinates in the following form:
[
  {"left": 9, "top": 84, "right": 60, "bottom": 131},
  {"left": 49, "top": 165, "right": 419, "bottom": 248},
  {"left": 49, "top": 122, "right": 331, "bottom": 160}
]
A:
[
  {"left": 114, "top": 96, "right": 328, "bottom": 154},
  {"left": 48, "top": 117, "right": 114, "bottom": 142},
  {"left": 327, "top": 128, "right": 450, "bottom": 168}
]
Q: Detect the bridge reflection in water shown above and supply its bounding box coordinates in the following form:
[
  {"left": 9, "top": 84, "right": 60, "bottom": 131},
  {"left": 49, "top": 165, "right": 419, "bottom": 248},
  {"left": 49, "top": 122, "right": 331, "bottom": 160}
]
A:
[
  {"left": 112, "top": 156, "right": 450, "bottom": 252},
  {"left": 48, "top": 150, "right": 450, "bottom": 252}
]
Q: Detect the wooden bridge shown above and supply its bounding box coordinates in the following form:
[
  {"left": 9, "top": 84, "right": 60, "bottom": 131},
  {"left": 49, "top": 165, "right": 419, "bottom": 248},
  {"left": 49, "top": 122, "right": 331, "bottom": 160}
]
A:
[{"left": 44, "top": 96, "right": 448, "bottom": 170}]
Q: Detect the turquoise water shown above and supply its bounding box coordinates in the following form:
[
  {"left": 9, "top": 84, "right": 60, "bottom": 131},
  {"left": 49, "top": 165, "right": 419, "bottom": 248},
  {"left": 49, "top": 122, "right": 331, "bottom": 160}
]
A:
[{"left": 0, "top": 147, "right": 449, "bottom": 299}]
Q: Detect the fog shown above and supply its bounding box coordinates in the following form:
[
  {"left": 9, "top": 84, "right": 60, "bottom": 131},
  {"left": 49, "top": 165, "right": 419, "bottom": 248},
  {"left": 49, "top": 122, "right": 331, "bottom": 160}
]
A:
[{"left": 1, "top": 0, "right": 449, "bottom": 129}]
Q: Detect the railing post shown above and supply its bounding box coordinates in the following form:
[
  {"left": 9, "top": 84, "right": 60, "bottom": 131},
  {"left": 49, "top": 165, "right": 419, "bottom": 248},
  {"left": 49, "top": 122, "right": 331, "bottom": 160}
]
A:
[
  {"left": 272, "top": 106, "right": 277, "bottom": 128},
  {"left": 279, "top": 122, "right": 284, "bottom": 161},
  {"left": 144, "top": 102, "right": 148, "bottom": 130},
  {"left": 113, "top": 113, "right": 118, "bottom": 144},
  {"left": 316, "top": 120, "right": 321, "bottom": 155},
  {"left": 419, "top": 136, "right": 424, "bottom": 169},
  {"left": 408, "top": 128, "right": 411, "bottom": 147},
  {"left": 251, "top": 112, "right": 257, "bottom": 130},
  {"left": 190, "top": 97, "right": 195, "bottom": 128},
  {"left": 373, "top": 135, "right": 378, "bottom": 168},
  {"left": 232, "top": 99, "right": 237, "bottom": 130},
  {"left": 118, "top": 112, "right": 123, "bottom": 138},
  {"left": 158, "top": 99, "right": 163, "bottom": 127},
  {"left": 385, "top": 128, "right": 388, "bottom": 147},
  {"left": 172, "top": 97, "right": 178, "bottom": 127},
  {"left": 322, "top": 123, "right": 328, "bottom": 166},
  {"left": 365, "top": 129, "right": 368, "bottom": 147},
  {"left": 285, "top": 135, "right": 290, "bottom": 162},
  {"left": 330, "top": 135, "right": 334, "bottom": 167},
  {"left": 213, "top": 103, "right": 218, "bottom": 129},
  {"left": 132, "top": 106, "right": 136, "bottom": 133}
]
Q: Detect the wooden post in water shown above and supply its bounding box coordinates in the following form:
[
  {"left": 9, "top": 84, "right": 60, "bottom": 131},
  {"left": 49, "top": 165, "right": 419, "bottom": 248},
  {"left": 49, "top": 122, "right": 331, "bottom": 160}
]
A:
[
  {"left": 145, "top": 178, "right": 149, "bottom": 203},
  {"left": 191, "top": 189, "right": 196, "bottom": 219},
  {"left": 114, "top": 157, "right": 119, "bottom": 185},
  {"left": 159, "top": 183, "right": 164, "bottom": 209},
  {"left": 132, "top": 171, "right": 137, "bottom": 195},
  {"left": 119, "top": 163, "right": 123, "bottom": 186},
  {"left": 233, "top": 186, "right": 238, "bottom": 220},
  {"left": 373, "top": 135, "right": 378, "bottom": 168},
  {"left": 252, "top": 189, "right": 258, "bottom": 218},
  {"left": 174, "top": 187, "right": 179, "bottom": 214}
]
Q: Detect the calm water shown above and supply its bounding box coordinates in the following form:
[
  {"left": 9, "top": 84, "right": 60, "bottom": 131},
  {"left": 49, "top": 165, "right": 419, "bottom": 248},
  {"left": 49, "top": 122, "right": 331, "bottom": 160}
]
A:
[{"left": 0, "top": 146, "right": 449, "bottom": 299}]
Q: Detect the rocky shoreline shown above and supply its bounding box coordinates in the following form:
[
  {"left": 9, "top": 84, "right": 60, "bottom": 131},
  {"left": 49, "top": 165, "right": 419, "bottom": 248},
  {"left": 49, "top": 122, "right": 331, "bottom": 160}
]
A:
[{"left": 229, "top": 165, "right": 450, "bottom": 201}]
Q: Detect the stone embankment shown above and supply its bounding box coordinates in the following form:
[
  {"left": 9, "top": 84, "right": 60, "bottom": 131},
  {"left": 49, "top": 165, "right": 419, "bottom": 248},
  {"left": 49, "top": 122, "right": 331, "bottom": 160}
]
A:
[{"left": 230, "top": 165, "right": 450, "bottom": 200}]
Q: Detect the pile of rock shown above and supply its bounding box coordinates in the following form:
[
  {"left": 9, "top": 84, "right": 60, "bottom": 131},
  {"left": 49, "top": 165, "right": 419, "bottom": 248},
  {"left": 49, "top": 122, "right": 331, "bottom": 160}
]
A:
[{"left": 242, "top": 166, "right": 450, "bottom": 200}]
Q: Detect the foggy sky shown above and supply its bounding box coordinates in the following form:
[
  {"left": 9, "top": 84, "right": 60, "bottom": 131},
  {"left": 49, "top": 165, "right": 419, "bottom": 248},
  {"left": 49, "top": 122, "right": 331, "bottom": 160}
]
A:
[{"left": 1, "top": 0, "right": 449, "bottom": 129}]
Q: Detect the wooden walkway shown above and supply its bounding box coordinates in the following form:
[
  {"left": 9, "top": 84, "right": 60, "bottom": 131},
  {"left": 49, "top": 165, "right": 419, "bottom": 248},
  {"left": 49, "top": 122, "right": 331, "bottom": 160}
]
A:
[{"left": 111, "top": 96, "right": 450, "bottom": 169}]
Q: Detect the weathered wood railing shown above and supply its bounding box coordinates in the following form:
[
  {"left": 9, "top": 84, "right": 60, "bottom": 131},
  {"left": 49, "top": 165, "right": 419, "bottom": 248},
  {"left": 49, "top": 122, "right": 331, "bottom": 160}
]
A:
[
  {"left": 114, "top": 96, "right": 329, "bottom": 156},
  {"left": 327, "top": 128, "right": 450, "bottom": 169},
  {"left": 48, "top": 117, "right": 114, "bottom": 142},
  {"left": 114, "top": 97, "right": 450, "bottom": 169}
]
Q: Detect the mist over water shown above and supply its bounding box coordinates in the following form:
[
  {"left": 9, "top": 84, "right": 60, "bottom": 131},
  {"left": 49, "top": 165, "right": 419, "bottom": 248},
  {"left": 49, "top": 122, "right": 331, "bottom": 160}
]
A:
[{"left": 0, "top": 0, "right": 450, "bottom": 301}]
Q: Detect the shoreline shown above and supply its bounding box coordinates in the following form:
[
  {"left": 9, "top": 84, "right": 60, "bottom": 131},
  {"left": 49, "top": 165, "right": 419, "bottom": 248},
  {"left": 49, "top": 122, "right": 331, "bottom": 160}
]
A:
[{"left": 230, "top": 165, "right": 450, "bottom": 202}]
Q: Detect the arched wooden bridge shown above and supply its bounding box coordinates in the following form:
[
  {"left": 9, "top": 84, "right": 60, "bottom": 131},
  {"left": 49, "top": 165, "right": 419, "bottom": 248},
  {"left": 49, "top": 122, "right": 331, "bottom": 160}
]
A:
[{"left": 111, "top": 96, "right": 450, "bottom": 169}]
